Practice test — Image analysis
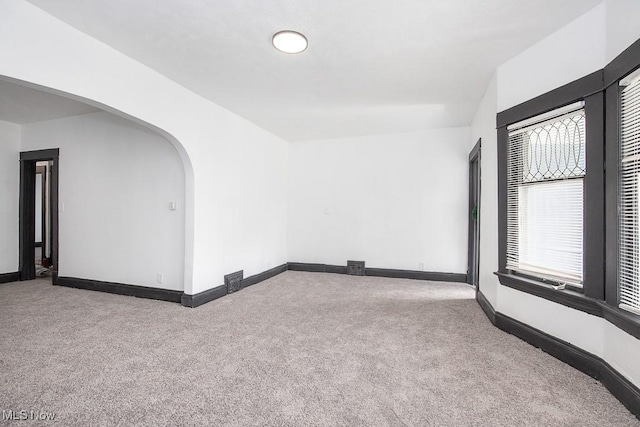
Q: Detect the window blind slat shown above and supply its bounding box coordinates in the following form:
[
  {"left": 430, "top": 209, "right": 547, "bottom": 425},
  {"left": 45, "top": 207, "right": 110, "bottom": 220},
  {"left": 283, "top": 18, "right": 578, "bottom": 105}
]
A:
[
  {"left": 619, "top": 72, "right": 640, "bottom": 314},
  {"left": 507, "top": 109, "right": 585, "bottom": 286}
]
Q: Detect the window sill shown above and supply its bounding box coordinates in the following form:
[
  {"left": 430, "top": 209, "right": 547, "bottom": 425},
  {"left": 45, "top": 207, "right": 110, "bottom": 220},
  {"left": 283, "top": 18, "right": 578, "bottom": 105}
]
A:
[{"left": 494, "top": 271, "right": 640, "bottom": 340}]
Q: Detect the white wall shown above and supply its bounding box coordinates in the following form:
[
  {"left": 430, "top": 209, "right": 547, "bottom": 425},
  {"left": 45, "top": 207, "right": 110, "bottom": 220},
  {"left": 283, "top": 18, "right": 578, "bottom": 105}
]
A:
[
  {"left": 496, "top": 3, "right": 606, "bottom": 112},
  {"left": 21, "top": 112, "right": 185, "bottom": 291},
  {"left": 0, "top": 0, "right": 289, "bottom": 295},
  {"left": 0, "top": 119, "right": 20, "bottom": 274},
  {"left": 606, "top": 0, "right": 640, "bottom": 62},
  {"left": 471, "top": 0, "right": 640, "bottom": 387},
  {"left": 288, "top": 127, "right": 470, "bottom": 273}
]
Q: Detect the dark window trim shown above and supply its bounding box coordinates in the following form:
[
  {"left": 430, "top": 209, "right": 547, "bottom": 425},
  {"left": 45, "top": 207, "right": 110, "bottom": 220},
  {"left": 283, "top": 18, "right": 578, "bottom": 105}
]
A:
[
  {"left": 604, "top": 38, "right": 640, "bottom": 312},
  {"left": 604, "top": 38, "right": 640, "bottom": 88},
  {"left": 495, "top": 272, "right": 602, "bottom": 316},
  {"left": 497, "top": 72, "right": 603, "bottom": 293},
  {"left": 496, "top": 37, "right": 640, "bottom": 340}
]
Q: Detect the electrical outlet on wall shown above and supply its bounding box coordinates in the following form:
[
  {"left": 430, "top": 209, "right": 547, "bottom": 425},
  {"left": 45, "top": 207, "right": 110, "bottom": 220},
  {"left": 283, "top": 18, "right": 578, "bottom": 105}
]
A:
[
  {"left": 418, "top": 263, "right": 424, "bottom": 271},
  {"left": 157, "top": 273, "right": 163, "bottom": 284}
]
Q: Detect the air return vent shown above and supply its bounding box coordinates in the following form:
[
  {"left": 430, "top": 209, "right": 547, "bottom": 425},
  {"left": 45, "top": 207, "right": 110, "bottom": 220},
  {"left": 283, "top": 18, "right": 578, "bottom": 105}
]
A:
[
  {"left": 225, "top": 270, "right": 244, "bottom": 294},
  {"left": 347, "top": 261, "right": 365, "bottom": 276}
]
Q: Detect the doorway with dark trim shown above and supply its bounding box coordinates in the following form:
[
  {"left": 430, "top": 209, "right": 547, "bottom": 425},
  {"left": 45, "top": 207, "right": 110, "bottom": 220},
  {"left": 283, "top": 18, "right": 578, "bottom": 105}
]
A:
[
  {"left": 19, "top": 149, "right": 59, "bottom": 284},
  {"left": 468, "top": 139, "right": 481, "bottom": 288}
]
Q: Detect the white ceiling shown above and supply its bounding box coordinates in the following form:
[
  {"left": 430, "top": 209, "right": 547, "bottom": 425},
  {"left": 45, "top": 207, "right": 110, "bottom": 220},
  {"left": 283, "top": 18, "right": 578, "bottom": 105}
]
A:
[
  {"left": 26, "top": 0, "right": 601, "bottom": 141},
  {"left": 0, "top": 79, "right": 99, "bottom": 124}
]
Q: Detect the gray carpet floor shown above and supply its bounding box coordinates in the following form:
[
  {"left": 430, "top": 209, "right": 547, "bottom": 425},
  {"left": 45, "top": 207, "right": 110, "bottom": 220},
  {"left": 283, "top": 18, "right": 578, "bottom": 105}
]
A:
[{"left": 0, "top": 271, "right": 637, "bottom": 426}]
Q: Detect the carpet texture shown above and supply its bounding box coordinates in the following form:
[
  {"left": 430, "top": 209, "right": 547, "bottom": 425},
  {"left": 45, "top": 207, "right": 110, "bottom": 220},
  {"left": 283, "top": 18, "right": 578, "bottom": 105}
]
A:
[{"left": 0, "top": 271, "right": 637, "bottom": 426}]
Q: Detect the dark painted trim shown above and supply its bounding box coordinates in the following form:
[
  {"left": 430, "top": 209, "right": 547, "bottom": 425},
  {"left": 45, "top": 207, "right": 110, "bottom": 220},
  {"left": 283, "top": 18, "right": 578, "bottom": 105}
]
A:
[
  {"left": 476, "top": 290, "right": 495, "bottom": 325},
  {"left": 365, "top": 268, "right": 467, "bottom": 283},
  {"left": 19, "top": 149, "right": 59, "bottom": 283},
  {"left": 36, "top": 165, "right": 47, "bottom": 261},
  {"left": 496, "top": 70, "right": 603, "bottom": 128},
  {"left": 287, "top": 262, "right": 347, "bottom": 274},
  {"left": 605, "top": 84, "right": 621, "bottom": 307},
  {"left": 468, "top": 138, "right": 481, "bottom": 287},
  {"left": 183, "top": 264, "right": 289, "bottom": 308},
  {"left": 604, "top": 37, "right": 640, "bottom": 88},
  {"left": 326, "top": 265, "right": 348, "bottom": 274},
  {"left": 496, "top": 312, "right": 600, "bottom": 378},
  {"left": 495, "top": 271, "right": 640, "bottom": 340},
  {"left": 476, "top": 296, "right": 640, "bottom": 419},
  {"left": 497, "top": 70, "right": 609, "bottom": 305},
  {"left": 19, "top": 149, "right": 59, "bottom": 162},
  {"left": 583, "top": 91, "right": 606, "bottom": 300},
  {"left": 601, "top": 303, "right": 640, "bottom": 341},
  {"left": 495, "top": 272, "right": 602, "bottom": 316},
  {"left": 57, "top": 276, "right": 182, "bottom": 303},
  {"left": 287, "top": 262, "right": 467, "bottom": 283},
  {"left": 181, "top": 285, "right": 227, "bottom": 308},
  {"left": 287, "top": 262, "right": 328, "bottom": 273},
  {"left": 19, "top": 159, "right": 36, "bottom": 280},
  {"left": 497, "top": 126, "right": 508, "bottom": 272},
  {"left": 243, "top": 264, "right": 287, "bottom": 288},
  {"left": 0, "top": 272, "right": 20, "bottom": 284}
]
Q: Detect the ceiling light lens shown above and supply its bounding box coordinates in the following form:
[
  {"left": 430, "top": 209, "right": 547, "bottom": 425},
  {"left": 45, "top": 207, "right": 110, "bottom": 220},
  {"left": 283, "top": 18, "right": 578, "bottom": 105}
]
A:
[{"left": 272, "top": 31, "right": 308, "bottom": 54}]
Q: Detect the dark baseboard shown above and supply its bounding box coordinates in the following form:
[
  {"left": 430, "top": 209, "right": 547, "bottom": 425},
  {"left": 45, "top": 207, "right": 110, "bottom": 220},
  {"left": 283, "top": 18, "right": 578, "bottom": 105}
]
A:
[
  {"left": 365, "top": 267, "right": 467, "bottom": 283},
  {"left": 476, "top": 294, "right": 640, "bottom": 419},
  {"left": 287, "top": 262, "right": 331, "bottom": 272},
  {"left": 326, "top": 264, "right": 348, "bottom": 274},
  {"left": 182, "top": 263, "right": 288, "bottom": 308},
  {"left": 287, "top": 262, "right": 467, "bottom": 283},
  {"left": 476, "top": 290, "right": 495, "bottom": 325},
  {"left": 56, "top": 276, "right": 183, "bottom": 303},
  {"left": 0, "top": 272, "right": 20, "bottom": 284},
  {"left": 243, "top": 264, "right": 287, "bottom": 287},
  {"left": 181, "top": 284, "right": 227, "bottom": 308}
]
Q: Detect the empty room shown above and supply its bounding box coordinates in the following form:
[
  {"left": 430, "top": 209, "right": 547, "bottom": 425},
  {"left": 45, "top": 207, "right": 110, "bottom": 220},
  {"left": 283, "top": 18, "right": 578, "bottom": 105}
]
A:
[{"left": 1, "top": 0, "right": 640, "bottom": 425}]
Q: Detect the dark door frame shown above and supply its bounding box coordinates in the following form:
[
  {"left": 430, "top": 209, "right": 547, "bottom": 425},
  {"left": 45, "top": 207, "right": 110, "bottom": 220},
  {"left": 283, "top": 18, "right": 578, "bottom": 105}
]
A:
[
  {"left": 19, "top": 149, "right": 59, "bottom": 283},
  {"left": 35, "top": 165, "right": 46, "bottom": 255},
  {"left": 468, "top": 139, "right": 481, "bottom": 287}
]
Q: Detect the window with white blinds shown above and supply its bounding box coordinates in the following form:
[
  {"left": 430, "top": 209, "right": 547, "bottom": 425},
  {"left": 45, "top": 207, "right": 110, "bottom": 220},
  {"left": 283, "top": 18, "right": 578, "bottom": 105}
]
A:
[
  {"left": 618, "top": 68, "right": 640, "bottom": 315},
  {"left": 506, "top": 103, "right": 586, "bottom": 286}
]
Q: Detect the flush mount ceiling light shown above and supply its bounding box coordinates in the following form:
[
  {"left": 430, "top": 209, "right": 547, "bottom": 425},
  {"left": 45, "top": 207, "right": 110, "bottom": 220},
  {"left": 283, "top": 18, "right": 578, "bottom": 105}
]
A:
[{"left": 272, "top": 30, "right": 308, "bottom": 54}]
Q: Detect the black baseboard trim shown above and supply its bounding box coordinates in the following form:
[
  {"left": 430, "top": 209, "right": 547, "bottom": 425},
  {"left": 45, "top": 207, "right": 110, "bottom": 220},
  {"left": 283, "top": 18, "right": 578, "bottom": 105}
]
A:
[
  {"left": 287, "top": 262, "right": 331, "bottom": 272},
  {"left": 476, "top": 294, "right": 640, "bottom": 419},
  {"left": 0, "top": 272, "right": 21, "bottom": 284},
  {"left": 476, "top": 290, "right": 495, "bottom": 325},
  {"left": 181, "top": 284, "right": 227, "bottom": 308},
  {"left": 495, "top": 272, "right": 640, "bottom": 340},
  {"left": 243, "top": 264, "right": 287, "bottom": 288},
  {"left": 286, "top": 262, "right": 467, "bottom": 283},
  {"left": 56, "top": 276, "right": 182, "bottom": 303},
  {"left": 326, "top": 264, "right": 349, "bottom": 274},
  {"left": 182, "top": 264, "right": 288, "bottom": 308},
  {"left": 365, "top": 267, "right": 467, "bottom": 283}
]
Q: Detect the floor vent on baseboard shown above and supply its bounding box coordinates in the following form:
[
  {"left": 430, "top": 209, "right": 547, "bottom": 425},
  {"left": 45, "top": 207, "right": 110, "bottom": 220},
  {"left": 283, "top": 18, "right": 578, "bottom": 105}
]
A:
[
  {"left": 225, "top": 270, "right": 244, "bottom": 294},
  {"left": 347, "top": 261, "right": 365, "bottom": 276}
]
